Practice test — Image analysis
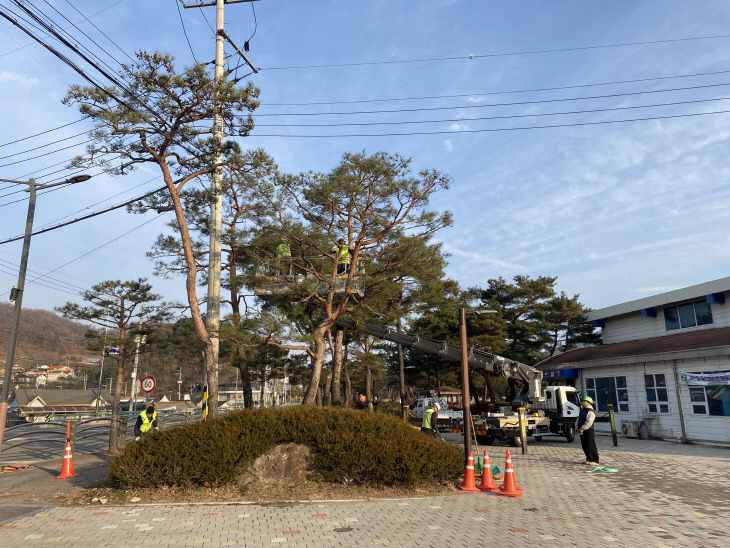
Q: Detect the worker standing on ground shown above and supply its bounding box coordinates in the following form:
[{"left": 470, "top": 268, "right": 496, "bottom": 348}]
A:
[
  {"left": 332, "top": 238, "right": 352, "bottom": 276},
  {"left": 575, "top": 396, "right": 599, "bottom": 465},
  {"left": 134, "top": 405, "right": 159, "bottom": 441},
  {"left": 276, "top": 237, "right": 292, "bottom": 275},
  {"left": 421, "top": 402, "right": 440, "bottom": 437}
]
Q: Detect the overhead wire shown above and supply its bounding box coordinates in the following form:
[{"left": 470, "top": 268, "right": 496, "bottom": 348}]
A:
[
  {"left": 247, "top": 108, "right": 730, "bottom": 138},
  {"left": 176, "top": 0, "right": 199, "bottom": 64},
  {"left": 0, "top": 117, "right": 90, "bottom": 148},
  {"left": 251, "top": 81, "right": 730, "bottom": 117},
  {"left": 61, "top": 0, "right": 136, "bottom": 63},
  {"left": 0, "top": 256, "right": 87, "bottom": 293},
  {"left": 260, "top": 33, "right": 730, "bottom": 71},
  {"left": 262, "top": 67, "right": 730, "bottom": 107}
]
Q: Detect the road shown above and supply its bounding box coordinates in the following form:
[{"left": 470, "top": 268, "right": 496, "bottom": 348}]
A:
[{"left": 1, "top": 435, "right": 728, "bottom": 547}]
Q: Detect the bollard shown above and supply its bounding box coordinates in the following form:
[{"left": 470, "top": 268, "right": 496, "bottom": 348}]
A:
[
  {"left": 67, "top": 419, "right": 77, "bottom": 452},
  {"left": 518, "top": 407, "right": 528, "bottom": 454},
  {"left": 608, "top": 404, "right": 618, "bottom": 446}
]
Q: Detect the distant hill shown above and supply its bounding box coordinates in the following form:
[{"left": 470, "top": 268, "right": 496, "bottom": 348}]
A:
[{"left": 0, "top": 303, "right": 95, "bottom": 366}]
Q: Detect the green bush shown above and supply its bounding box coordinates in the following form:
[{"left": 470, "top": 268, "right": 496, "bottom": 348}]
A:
[{"left": 110, "top": 407, "right": 463, "bottom": 488}]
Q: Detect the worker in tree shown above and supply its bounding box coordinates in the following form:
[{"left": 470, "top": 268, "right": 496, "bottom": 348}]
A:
[
  {"left": 332, "top": 238, "right": 352, "bottom": 276},
  {"left": 420, "top": 402, "right": 440, "bottom": 437},
  {"left": 134, "top": 405, "right": 159, "bottom": 440},
  {"left": 276, "top": 237, "right": 292, "bottom": 275}
]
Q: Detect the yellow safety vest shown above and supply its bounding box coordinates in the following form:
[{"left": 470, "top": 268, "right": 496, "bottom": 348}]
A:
[
  {"left": 421, "top": 408, "right": 436, "bottom": 430},
  {"left": 139, "top": 410, "right": 157, "bottom": 433},
  {"left": 337, "top": 245, "right": 351, "bottom": 265}
]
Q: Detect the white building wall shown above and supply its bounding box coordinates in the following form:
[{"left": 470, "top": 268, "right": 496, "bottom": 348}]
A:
[
  {"left": 601, "top": 298, "right": 730, "bottom": 345},
  {"left": 578, "top": 357, "right": 730, "bottom": 443}
]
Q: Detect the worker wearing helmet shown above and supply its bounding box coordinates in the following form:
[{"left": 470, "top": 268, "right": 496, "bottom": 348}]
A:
[
  {"left": 575, "top": 396, "right": 599, "bottom": 465},
  {"left": 421, "top": 401, "right": 440, "bottom": 437}
]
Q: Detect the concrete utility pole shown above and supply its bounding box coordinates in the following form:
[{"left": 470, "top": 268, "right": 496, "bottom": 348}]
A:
[
  {"left": 459, "top": 308, "right": 473, "bottom": 460},
  {"left": 184, "top": 0, "right": 259, "bottom": 412},
  {"left": 95, "top": 315, "right": 108, "bottom": 416},
  {"left": 129, "top": 334, "right": 146, "bottom": 414},
  {"left": 0, "top": 174, "right": 89, "bottom": 456}
]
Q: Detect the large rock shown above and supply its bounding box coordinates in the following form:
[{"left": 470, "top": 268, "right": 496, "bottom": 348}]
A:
[{"left": 246, "top": 443, "right": 312, "bottom": 482}]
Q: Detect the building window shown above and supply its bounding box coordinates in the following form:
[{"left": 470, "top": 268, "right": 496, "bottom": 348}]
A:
[
  {"left": 688, "top": 371, "right": 730, "bottom": 416},
  {"left": 644, "top": 374, "right": 670, "bottom": 413},
  {"left": 664, "top": 301, "right": 713, "bottom": 331},
  {"left": 585, "top": 376, "right": 629, "bottom": 413}
]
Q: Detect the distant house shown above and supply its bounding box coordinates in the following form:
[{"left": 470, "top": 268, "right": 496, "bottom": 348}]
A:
[
  {"left": 9, "top": 388, "right": 112, "bottom": 422},
  {"left": 538, "top": 277, "right": 730, "bottom": 443},
  {"left": 45, "top": 366, "right": 76, "bottom": 383}
]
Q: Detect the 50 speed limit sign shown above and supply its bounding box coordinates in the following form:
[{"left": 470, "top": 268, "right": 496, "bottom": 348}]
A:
[{"left": 140, "top": 376, "right": 156, "bottom": 393}]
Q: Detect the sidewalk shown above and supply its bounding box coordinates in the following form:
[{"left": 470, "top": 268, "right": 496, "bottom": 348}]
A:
[{"left": 1, "top": 436, "right": 728, "bottom": 547}]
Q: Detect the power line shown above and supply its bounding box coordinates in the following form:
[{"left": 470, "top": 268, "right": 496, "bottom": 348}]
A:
[
  {"left": 62, "top": 0, "right": 135, "bottom": 64},
  {"left": 263, "top": 67, "right": 730, "bottom": 107},
  {"left": 0, "top": 256, "right": 87, "bottom": 293},
  {"left": 0, "top": 136, "right": 94, "bottom": 168},
  {"left": 0, "top": 117, "right": 89, "bottom": 148},
  {"left": 0, "top": 0, "right": 124, "bottom": 59},
  {"left": 251, "top": 81, "right": 730, "bottom": 117},
  {"left": 260, "top": 33, "right": 730, "bottom": 71},
  {"left": 247, "top": 107, "right": 730, "bottom": 138},
  {"left": 0, "top": 130, "right": 89, "bottom": 160},
  {"left": 25, "top": 213, "right": 165, "bottom": 288},
  {"left": 253, "top": 95, "right": 730, "bottom": 128},
  {"left": 176, "top": 0, "right": 199, "bottom": 64}
]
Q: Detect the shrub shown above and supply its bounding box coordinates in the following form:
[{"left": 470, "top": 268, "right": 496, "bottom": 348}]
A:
[{"left": 109, "top": 407, "right": 463, "bottom": 488}]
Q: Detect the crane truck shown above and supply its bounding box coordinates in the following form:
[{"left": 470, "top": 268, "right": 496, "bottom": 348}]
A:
[{"left": 335, "top": 318, "right": 580, "bottom": 442}]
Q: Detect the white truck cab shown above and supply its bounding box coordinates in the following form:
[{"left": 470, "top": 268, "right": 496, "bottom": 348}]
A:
[{"left": 531, "top": 385, "right": 581, "bottom": 441}]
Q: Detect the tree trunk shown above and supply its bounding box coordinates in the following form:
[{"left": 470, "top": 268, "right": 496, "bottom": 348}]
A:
[
  {"left": 330, "top": 328, "right": 344, "bottom": 406},
  {"left": 343, "top": 345, "right": 352, "bottom": 408},
  {"left": 234, "top": 347, "right": 254, "bottom": 408},
  {"left": 108, "top": 351, "right": 124, "bottom": 453},
  {"left": 323, "top": 367, "right": 332, "bottom": 407},
  {"left": 162, "top": 165, "right": 217, "bottom": 418},
  {"left": 302, "top": 325, "right": 327, "bottom": 405},
  {"left": 259, "top": 368, "right": 265, "bottom": 407},
  {"left": 365, "top": 364, "right": 373, "bottom": 413}
]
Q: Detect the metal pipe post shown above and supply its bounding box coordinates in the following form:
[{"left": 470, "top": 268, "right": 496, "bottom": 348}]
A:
[
  {"left": 459, "top": 307, "right": 472, "bottom": 459},
  {"left": 607, "top": 403, "right": 618, "bottom": 446},
  {"left": 0, "top": 179, "right": 36, "bottom": 456}
]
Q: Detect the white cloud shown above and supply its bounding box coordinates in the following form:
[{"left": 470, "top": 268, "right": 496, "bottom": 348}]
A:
[
  {"left": 0, "top": 71, "right": 39, "bottom": 86},
  {"left": 443, "top": 138, "right": 454, "bottom": 151}
]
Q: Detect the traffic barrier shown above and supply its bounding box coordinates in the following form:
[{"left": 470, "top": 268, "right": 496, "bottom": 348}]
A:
[
  {"left": 458, "top": 451, "right": 480, "bottom": 492},
  {"left": 56, "top": 420, "right": 78, "bottom": 479},
  {"left": 498, "top": 449, "right": 522, "bottom": 498},
  {"left": 478, "top": 450, "right": 499, "bottom": 492}
]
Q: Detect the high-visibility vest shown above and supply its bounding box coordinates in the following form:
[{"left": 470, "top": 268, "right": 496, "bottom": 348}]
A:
[
  {"left": 337, "top": 245, "right": 351, "bottom": 265},
  {"left": 421, "top": 408, "right": 435, "bottom": 430},
  {"left": 277, "top": 243, "right": 291, "bottom": 258},
  {"left": 139, "top": 410, "right": 157, "bottom": 433}
]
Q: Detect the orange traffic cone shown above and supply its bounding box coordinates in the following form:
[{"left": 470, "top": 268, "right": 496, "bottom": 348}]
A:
[
  {"left": 478, "top": 450, "right": 499, "bottom": 492},
  {"left": 56, "top": 441, "right": 77, "bottom": 479},
  {"left": 498, "top": 449, "right": 523, "bottom": 498},
  {"left": 459, "top": 451, "right": 481, "bottom": 492}
]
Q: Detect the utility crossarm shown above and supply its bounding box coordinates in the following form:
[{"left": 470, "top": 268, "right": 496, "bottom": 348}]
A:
[{"left": 334, "top": 318, "right": 541, "bottom": 384}]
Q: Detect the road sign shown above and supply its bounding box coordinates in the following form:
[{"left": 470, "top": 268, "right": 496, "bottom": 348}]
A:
[{"left": 140, "top": 375, "right": 156, "bottom": 393}]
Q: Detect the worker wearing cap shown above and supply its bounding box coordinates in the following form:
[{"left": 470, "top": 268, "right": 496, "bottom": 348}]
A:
[
  {"left": 575, "top": 396, "right": 599, "bottom": 465},
  {"left": 276, "top": 237, "right": 292, "bottom": 275},
  {"left": 421, "top": 402, "right": 440, "bottom": 437},
  {"left": 332, "top": 238, "right": 352, "bottom": 276}
]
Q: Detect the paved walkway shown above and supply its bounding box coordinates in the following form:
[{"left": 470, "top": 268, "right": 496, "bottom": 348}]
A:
[{"left": 1, "top": 436, "right": 728, "bottom": 547}]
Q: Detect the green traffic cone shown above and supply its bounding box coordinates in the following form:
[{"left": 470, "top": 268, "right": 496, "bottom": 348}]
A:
[{"left": 476, "top": 457, "right": 483, "bottom": 474}]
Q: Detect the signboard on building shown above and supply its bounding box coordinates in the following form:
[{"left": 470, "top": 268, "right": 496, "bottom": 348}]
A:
[
  {"left": 543, "top": 368, "right": 579, "bottom": 380},
  {"left": 680, "top": 372, "right": 730, "bottom": 386}
]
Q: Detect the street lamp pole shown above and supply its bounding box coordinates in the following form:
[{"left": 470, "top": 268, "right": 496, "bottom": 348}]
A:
[{"left": 0, "top": 174, "right": 90, "bottom": 456}]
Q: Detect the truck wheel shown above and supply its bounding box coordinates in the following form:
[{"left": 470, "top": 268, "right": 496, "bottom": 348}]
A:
[
  {"left": 509, "top": 437, "right": 520, "bottom": 447},
  {"left": 478, "top": 435, "right": 495, "bottom": 446},
  {"left": 533, "top": 436, "right": 543, "bottom": 442},
  {"left": 565, "top": 427, "right": 575, "bottom": 443}
]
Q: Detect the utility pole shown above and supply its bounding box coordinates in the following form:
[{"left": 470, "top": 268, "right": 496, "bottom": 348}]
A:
[
  {"left": 0, "top": 174, "right": 89, "bottom": 456},
  {"left": 95, "top": 315, "right": 108, "bottom": 415},
  {"left": 459, "top": 308, "right": 472, "bottom": 460},
  {"left": 183, "top": 0, "right": 259, "bottom": 418},
  {"left": 129, "top": 334, "right": 146, "bottom": 414}
]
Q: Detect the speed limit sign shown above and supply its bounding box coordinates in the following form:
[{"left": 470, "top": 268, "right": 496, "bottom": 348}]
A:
[{"left": 140, "top": 376, "right": 156, "bottom": 393}]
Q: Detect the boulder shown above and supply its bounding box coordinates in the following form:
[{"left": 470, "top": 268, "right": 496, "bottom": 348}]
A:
[{"left": 246, "top": 443, "right": 312, "bottom": 482}]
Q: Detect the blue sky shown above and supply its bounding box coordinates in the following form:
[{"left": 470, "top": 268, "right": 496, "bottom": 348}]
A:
[{"left": 1, "top": 0, "right": 730, "bottom": 317}]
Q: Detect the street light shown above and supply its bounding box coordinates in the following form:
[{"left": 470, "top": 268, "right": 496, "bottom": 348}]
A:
[
  {"left": 459, "top": 308, "right": 497, "bottom": 460},
  {"left": 0, "top": 174, "right": 91, "bottom": 455}
]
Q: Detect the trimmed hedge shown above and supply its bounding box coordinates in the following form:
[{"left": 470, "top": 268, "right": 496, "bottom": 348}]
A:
[{"left": 109, "top": 406, "right": 463, "bottom": 488}]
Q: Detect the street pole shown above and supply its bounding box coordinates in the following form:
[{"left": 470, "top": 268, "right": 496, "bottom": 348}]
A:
[
  {"left": 0, "top": 179, "right": 36, "bottom": 456},
  {"left": 95, "top": 315, "right": 108, "bottom": 416},
  {"left": 459, "top": 307, "right": 472, "bottom": 460},
  {"left": 204, "top": 0, "right": 226, "bottom": 404}
]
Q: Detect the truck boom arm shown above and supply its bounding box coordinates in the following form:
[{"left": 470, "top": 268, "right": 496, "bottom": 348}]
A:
[{"left": 335, "top": 318, "right": 542, "bottom": 385}]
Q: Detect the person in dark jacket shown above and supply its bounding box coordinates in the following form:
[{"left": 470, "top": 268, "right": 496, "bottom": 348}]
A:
[
  {"left": 356, "top": 392, "right": 370, "bottom": 410},
  {"left": 575, "top": 396, "right": 599, "bottom": 465},
  {"left": 134, "top": 405, "right": 159, "bottom": 440}
]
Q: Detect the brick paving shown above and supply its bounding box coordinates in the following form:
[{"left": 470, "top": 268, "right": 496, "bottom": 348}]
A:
[{"left": 1, "top": 436, "right": 728, "bottom": 547}]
